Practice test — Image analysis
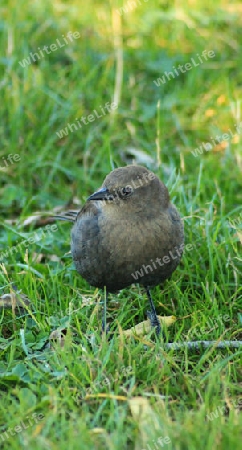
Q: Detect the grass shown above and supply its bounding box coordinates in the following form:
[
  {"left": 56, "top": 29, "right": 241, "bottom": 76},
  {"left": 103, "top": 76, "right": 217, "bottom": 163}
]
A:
[{"left": 0, "top": 0, "right": 242, "bottom": 448}]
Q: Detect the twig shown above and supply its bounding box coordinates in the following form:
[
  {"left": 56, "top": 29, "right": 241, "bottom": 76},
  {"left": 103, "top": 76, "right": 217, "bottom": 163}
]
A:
[{"left": 164, "top": 340, "right": 242, "bottom": 350}]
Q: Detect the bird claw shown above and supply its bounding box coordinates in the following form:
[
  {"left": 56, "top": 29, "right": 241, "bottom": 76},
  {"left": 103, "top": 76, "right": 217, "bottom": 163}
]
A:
[
  {"left": 147, "top": 310, "right": 161, "bottom": 336},
  {"left": 101, "top": 321, "right": 113, "bottom": 341},
  {"left": 102, "top": 323, "right": 110, "bottom": 334}
]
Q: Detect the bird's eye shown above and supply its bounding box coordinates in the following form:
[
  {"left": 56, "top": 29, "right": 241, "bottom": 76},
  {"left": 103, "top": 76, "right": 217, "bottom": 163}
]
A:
[{"left": 120, "top": 186, "right": 133, "bottom": 197}]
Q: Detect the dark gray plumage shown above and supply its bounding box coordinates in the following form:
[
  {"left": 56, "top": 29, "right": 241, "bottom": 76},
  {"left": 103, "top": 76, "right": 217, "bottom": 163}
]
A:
[{"left": 69, "top": 165, "right": 184, "bottom": 334}]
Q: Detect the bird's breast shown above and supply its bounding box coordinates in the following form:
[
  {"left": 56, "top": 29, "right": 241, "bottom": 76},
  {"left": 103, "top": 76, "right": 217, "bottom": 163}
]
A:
[{"left": 71, "top": 208, "right": 183, "bottom": 292}]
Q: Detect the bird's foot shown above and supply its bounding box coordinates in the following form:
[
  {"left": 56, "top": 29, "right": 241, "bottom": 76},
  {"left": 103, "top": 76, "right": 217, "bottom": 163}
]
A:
[
  {"left": 102, "top": 321, "right": 115, "bottom": 342},
  {"left": 101, "top": 321, "right": 110, "bottom": 335},
  {"left": 147, "top": 310, "right": 161, "bottom": 336}
]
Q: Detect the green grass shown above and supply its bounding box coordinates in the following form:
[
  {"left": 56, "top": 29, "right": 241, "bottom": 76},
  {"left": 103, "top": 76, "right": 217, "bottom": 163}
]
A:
[{"left": 0, "top": 0, "right": 242, "bottom": 449}]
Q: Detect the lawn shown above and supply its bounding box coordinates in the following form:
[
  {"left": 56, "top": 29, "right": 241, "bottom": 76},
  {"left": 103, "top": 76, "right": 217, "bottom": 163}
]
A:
[{"left": 0, "top": 0, "right": 241, "bottom": 449}]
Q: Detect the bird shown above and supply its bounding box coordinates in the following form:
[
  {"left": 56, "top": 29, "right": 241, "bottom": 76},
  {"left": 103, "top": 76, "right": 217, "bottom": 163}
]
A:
[{"left": 56, "top": 165, "right": 184, "bottom": 335}]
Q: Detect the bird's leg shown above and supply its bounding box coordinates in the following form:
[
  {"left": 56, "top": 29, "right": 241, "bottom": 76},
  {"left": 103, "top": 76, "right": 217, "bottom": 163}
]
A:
[
  {"left": 102, "top": 287, "right": 108, "bottom": 334},
  {"left": 146, "top": 287, "right": 161, "bottom": 335}
]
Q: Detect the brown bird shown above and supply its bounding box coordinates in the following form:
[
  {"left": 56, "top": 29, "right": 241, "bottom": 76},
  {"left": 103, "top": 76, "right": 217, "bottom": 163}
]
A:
[{"left": 57, "top": 165, "right": 184, "bottom": 335}]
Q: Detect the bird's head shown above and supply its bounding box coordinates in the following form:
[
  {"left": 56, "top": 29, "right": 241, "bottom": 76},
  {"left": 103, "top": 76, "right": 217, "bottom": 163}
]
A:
[{"left": 87, "top": 165, "right": 170, "bottom": 216}]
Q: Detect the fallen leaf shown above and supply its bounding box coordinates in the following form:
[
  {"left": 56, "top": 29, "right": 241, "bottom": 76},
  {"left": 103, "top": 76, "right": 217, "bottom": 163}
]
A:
[
  {"left": 120, "top": 315, "right": 176, "bottom": 338},
  {"left": 0, "top": 291, "right": 32, "bottom": 310},
  {"left": 32, "top": 252, "right": 62, "bottom": 263},
  {"left": 49, "top": 328, "right": 70, "bottom": 348},
  {"left": 122, "top": 146, "right": 156, "bottom": 167}
]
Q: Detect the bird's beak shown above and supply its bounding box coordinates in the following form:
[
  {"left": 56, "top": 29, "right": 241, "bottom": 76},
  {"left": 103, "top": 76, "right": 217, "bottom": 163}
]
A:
[{"left": 87, "top": 187, "right": 110, "bottom": 201}]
